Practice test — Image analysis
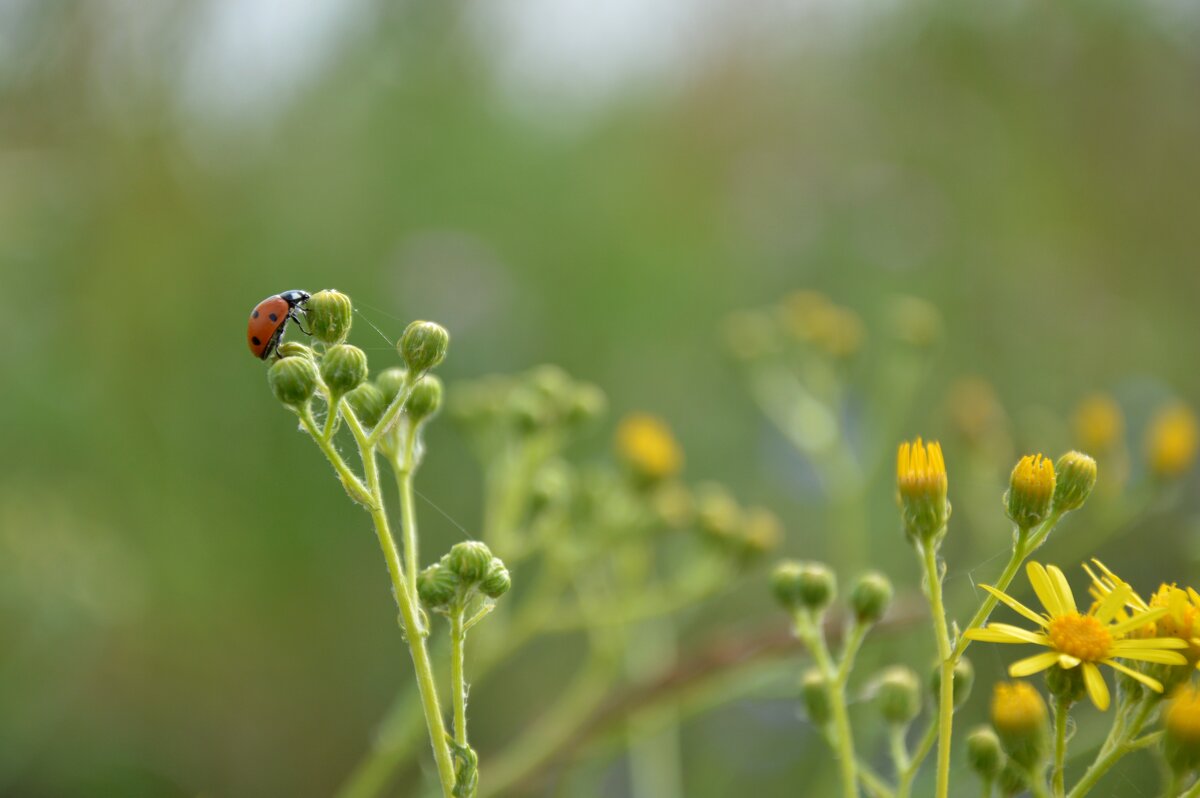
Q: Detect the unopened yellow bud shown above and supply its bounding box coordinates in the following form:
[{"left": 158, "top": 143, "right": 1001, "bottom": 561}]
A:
[
  {"left": 877, "top": 666, "right": 921, "bottom": 725},
  {"left": 306, "top": 289, "right": 353, "bottom": 345},
  {"left": 990, "top": 681, "right": 1048, "bottom": 770},
  {"left": 616, "top": 413, "right": 683, "bottom": 484},
  {"left": 1006, "top": 454, "right": 1055, "bottom": 529},
  {"left": 1146, "top": 403, "right": 1199, "bottom": 478},
  {"left": 1165, "top": 684, "right": 1200, "bottom": 773},
  {"left": 965, "top": 726, "right": 1003, "bottom": 782},
  {"left": 896, "top": 438, "right": 949, "bottom": 543}
]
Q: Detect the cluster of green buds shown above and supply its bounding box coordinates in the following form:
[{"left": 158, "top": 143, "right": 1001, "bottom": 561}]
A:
[
  {"left": 694, "top": 483, "right": 783, "bottom": 565},
  {"left": 418, "top": 540, "right": 511, "bottom": 613},
  {"left": 771, "top": 562, "right": 895, "bottom": 627},
  {"left": 451, "top": 364, "right": 606, "bottom": 443}
]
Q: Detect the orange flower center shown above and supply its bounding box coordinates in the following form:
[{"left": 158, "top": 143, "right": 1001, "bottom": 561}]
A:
[{"left": 1047, "top": 613, "right": 1112, "bottom": 662}]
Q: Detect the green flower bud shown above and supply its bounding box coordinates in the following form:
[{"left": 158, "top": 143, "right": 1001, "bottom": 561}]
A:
[
  {"left": 991, "top": 681, "right": 1048, "bottom": 771},
  {"left": 528, "top": 364, "right": 572, "bottom": 403},
  {"left": 269, "top": 355, "right": 319, "bottom": 407},
  {"left": 530, "top": 461, "right": 573, "bottom": 514},
  {"left": 375, "top": 367, "right": 409, "bottom": 405},
  {"left": 965, "top": 726, "right": 1004, "bottom": 782},
  {"left": 345, "top": 383, "right": 386, "bottom": 427},
  {"left": 1044, "top": 664, "right": 1086, "bottom": 705},
  {"left": 800, "top": 668, "right": 832, "bottom": 726},
  {"left": 849, "top": 571, "right": 894, "bottom": 624},
  {"left": 417, "top": 563, "right": 459, "bottom": 610},
  {"left": 321, "top": 344, "right": 368, "bottom": 397},
  {"left": 407, "top": 375, "right": 443, "bottom": 422},
  {"left": 738, "top": 507, "right": 783, "bottom": 560},
  {"left": 447, "top": 540, "right": 492, "bottom": 583},
  {"left": 771, "top": 560, "right": 836, "bottom": 613},
  {"left": 877, "top": 666, "right": 921, "bottom": 726},
  {"left": 1052, "top": 451, "right": 1097, "bottom": 513},
  {"left": 276, "top": 341, "right": 315, "bottom": 360},
  {"left": 480, "top": 558, "right": 511, "bottom": 599},
  {"left": 566, "top": 384, "right": 607, "bottom": 426},
  {"left": 695, "top": 484, "right": 740, "bottom": 544},
  {"left": 306, "top": 289, "right": 353, "bottom": 345},
  {"left": 1006, "top": 454, "right": 1056, "bottom": 529},
  {"left": 930, "top": 657, "right": 975, "bottom": 710},
  {"left": 400, "top": 320, "right": 449, "bottom": 373}
]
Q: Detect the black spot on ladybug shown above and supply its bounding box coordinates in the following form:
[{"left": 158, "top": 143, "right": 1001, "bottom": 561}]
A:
[
  {"left": 252, "top": 336, "right": 262, "bottom": 346},
  {"left": 253, "top": 310, "right": 260, "bottom": 319},
  {"left": 269, "top": 313, "right": 279, "bottom": 322}
]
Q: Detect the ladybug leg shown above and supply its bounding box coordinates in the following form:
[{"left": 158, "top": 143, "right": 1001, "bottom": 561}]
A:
[{"left": 291, "top": 308, "right": 312, "bottom": 337}]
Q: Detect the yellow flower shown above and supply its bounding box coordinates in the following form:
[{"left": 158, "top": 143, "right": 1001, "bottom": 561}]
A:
[
  {"left": 964, "top": 561, "right": 1187, "bottom": 709},
  {"left": 1146, "top": 403, "right": 1199, "bottom": 478},
  {"left": 1073, "top": 394, "right": 1123, "bottom": 453},
  {"left": 1086, "top": 560, "right": 1200, "bottom": 665},
  {"left": 616, "top": 413, "right": 683, "bottom": 482},
  {"left": 1167, "top": 684, "right": 1200, "bottom": 743},
  {"left": 896, "top": 438, "right": 949, "bottom": 542}
]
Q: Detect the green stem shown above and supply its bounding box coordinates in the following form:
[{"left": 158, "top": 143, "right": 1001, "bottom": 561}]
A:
[
  {"left": 1027, "top": 770, "right": 1051, "bottom": 798},
  {"left": 979, "top": 778, "right": 993, "bottom": 798},
  {"left": 1052, "top": 697, "right": 1070, "bottom": 797},
  {"left": 1181, "top": 774, "right": 1200, "bottom": 798},
  {"left": 300, "top": 405, "right": 372, "bottom": 506},
  {"left": 919, "top": 541, "right": 953, "bottom": 798},
  {"left": 795, "top": 611, "right": 858, "bottom": 798},
  {"left": 342, "top": 405, "right": 457, "bottom": 798},
  {"left": 858, "top": 760, "right": 895, "bottom": 798},
  {"left": 366, "top": 373, "right": 416, "bottom": 449},
  {"left": 888, "top": 725, "right": 911, "bottom": 777},
  {"left": 896, "top": 718, "right": 937, "bottom": 798},
  {"left": 1066, "top": 696, "right": 1157, "bottom": 798},
  {"left": 450, "top": 609, "right": 468, "bottom": 747},
  {"left": 392, "top": 422, "right": 420, "bottom": 597}
]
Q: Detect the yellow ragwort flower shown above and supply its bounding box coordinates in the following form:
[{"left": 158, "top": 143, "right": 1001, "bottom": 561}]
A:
[
  {"left": 616, "top": 413, "right": 684, "bottom": 482},
  {"left": 964, "top": 561, "right": 1187, "bottom": 709},
  {"left": 1073, "top": 394, "right": 1124, "bottom": 453},
  {"left": 1086, "top": 560, "right": 1200, "bottom": 666},
  {"left": 896, "top": 438, "right": 949, "bottom": 542}
]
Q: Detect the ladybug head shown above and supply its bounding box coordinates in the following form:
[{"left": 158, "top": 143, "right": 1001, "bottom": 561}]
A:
[{"left": 279, "top": 290, "right": 311, "bottom": 307}]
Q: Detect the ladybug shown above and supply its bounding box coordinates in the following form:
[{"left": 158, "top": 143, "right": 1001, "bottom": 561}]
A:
[{"left": 247, "top": 290, "right": 311, "bottom": 359}]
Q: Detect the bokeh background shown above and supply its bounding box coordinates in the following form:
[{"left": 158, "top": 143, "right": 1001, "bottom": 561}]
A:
[{"left": 4, "top": 0, "right": 1200, "bottom": 796}]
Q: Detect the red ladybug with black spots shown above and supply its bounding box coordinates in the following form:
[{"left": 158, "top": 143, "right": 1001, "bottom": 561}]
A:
[{"left": 247, "top": 290, "right": 311, "bottom": 359}]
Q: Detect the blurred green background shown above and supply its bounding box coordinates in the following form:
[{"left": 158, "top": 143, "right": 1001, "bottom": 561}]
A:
[{"left": 4, "top": 0, "right": 1200, "bottom": 795}]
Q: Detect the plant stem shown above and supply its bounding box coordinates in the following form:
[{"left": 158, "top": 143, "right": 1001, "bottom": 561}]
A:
[
  {"left": 979, "top": 778, "right": 993, "bottom": 798},
  {"left": 896, "top": 718, "right": 937, "bottom": 798},
  {"left": 450, "top": 609, "right": 468, "bottom": 747},
  {"left": 1181, "top": 774, "right": 1200, "bottom": 798},
  {"left": 1053, "top": 697, "right": 1070, "bottom": 797},
  {"left": 1066, "top": 696, "right": 1157, "bottom": 798},
  {"left": 392, "top": 421, "right": 420, "bottom": 597},
  {"left": 342, "top": 405, "right": 457, "bottom": 798},
  {"left": 919, "top": 541, "right": 953, "bottom": 798},
  {"left": 795, "top": 611, "right": 858, "bottom": 798},
  {"left": 888, "top": 725, "right": 911, "bottom": 776}
]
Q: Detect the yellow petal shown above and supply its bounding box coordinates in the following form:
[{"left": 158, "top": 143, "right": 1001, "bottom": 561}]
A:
[
  {"left": 1109, "top": 606, "right": 1168, "bottom": 636},
  {"left": 1082, "top": 663, "right": 1110, "bottom": 710},
  {"left": 1058, "top": 654, "right": 1081, "bottom": 669},
  {"left": 1102, "top": 659, "right": 1165, "bottom": 693},
  {"left": 980, "top": 583, "right": 1049, "bottom": 627},
  {"left": 1093, "top": 583, "right": 1131, "bottom": 624},
  {"left": 980, "top": 623, "right": 1050, "bottom": 645},
  {"left": 1027, "top": 562, "right": 1064, "bottom": 617},
  {"left": 1111, "top": 637, "right": 1188, "bottom": 650},
  {"left": 1046, "top": 564, "right": 1077, "bottom": 614},
  {"left": 1113, "top": 649, "right": 1188, "bottom": 665},
  {"left": 1009, "top": 651, "right": 1061, "bottom": 677},
  {"left": 965, "top": 626, "right": 1039, "bottom": 644}
]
